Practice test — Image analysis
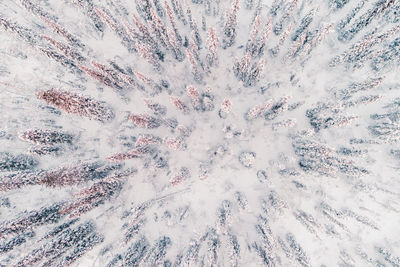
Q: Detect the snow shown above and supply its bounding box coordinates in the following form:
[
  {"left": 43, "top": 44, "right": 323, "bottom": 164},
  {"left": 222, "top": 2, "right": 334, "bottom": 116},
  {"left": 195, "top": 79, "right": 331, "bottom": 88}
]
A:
[{"left": 0, "top": 0, "right": 400, "bottom": 266}]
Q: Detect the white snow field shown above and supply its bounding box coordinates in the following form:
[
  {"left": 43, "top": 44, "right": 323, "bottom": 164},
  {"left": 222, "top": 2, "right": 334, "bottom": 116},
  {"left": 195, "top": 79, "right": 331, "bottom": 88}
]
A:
[{"left": 0, "top": 0, "right": 400, "bottom": 266}]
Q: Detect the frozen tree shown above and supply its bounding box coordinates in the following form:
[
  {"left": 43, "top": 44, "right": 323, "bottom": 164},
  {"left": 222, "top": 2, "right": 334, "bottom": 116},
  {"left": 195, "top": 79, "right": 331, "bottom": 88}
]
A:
[
  {"left": 36, "top": 89, "right": 115, "bottom": 122},
  {"left": 222, "top": 0, "right": 240, "bottom": 48},
  {"left": 206, "top": 27, "right": 219, "bottom": 68},
  {"left": 0, "top": 0, "right": 400, "bottom": 266}
]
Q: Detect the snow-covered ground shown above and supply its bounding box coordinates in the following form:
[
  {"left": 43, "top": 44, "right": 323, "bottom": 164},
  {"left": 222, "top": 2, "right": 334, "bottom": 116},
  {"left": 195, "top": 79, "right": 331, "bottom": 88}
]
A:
[{"left": 0, "top": 0, "right": 400, "bottom": 266}]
